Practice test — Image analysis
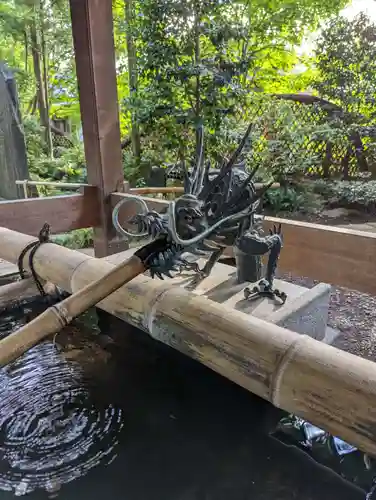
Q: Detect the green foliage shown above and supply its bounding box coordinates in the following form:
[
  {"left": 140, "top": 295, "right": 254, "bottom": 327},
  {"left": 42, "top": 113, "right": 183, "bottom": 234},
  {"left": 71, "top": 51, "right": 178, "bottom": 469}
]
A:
[
  {"left": 322, "top": 180, "right": 376, "bottom": 212},
  {"left": 314, "top": 13, "right": 376, "bottom": 121},
  {"left": 311, "top": 178, "right": 335, "bottom": 197},
  {"left": 0, "top": 0, "right": 80, "bottom": 128},
  {"left": 264, "top": 183, "right": 324, "bottom": 214},
  {"left": 119, "top": 0, "right": 347, "bottom": 176},
  {"left": 53, "top": 229, "right": 94, "bottom": 249},
  {"left": 1, "top": 0, "right": 352, "bottom": 191},
  {"left": 23, "top": 114, "right": 86, "bottom": 191}
]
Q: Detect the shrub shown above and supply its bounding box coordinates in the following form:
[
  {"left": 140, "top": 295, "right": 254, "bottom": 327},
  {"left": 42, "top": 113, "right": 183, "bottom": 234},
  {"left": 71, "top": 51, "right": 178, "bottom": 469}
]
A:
[
  {"left": 263, "top": 183, "right": 324, "bottom": 215},
  {"left": 23, "top": 115, "right": 87, "bottom": 190},
  {"left": 328, "top": 181, "right": 376, "bottom": 212},
  {"left": 53, "top": 229, "right": 94, "bottom": 249}
]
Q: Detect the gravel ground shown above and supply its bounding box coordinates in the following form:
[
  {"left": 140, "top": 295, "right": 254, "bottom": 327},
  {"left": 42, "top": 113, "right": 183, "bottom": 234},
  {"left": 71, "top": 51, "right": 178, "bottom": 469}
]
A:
[{"left": 279, "top": 271, "right": 376, "bottom": 362}]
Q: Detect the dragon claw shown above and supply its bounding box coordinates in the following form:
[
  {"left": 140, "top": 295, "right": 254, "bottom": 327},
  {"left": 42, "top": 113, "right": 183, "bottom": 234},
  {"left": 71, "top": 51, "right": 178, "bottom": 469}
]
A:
[{"left": 243, "top": 279, "right": 287, "bottom": 305}]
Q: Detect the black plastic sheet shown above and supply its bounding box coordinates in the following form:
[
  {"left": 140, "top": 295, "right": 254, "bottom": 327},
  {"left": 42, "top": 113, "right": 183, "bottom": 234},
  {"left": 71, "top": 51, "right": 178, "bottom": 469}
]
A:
[{"left": 273, "top": 414, "right": 376, "bottom": 499}]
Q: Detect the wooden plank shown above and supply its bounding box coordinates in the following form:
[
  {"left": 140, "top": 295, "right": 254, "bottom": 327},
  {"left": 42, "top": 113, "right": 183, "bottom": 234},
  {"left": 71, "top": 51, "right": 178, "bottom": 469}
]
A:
[
  {"left": 0, "top": 187, "right": 100, "bottom": 236},
  {"left": 264, "top": 216, "right": 376, "bottom": 295},
  {"left": 227, "top": 219, "right": 376, "bottom": 295},
  {"left": 69, "top": 0, "right": 127, "bottom": 257},
  {"left": 111, "top": 193, "right": 376, "bottom": 294}
]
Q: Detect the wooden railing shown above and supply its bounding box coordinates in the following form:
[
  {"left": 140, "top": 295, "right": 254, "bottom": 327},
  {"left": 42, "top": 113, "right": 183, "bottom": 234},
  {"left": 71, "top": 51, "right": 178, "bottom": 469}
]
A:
[
  {"left": 112, "top": 192, "right": 376, "bottom": 296},
  {"left": 0, "top": 185, "right": 375, "bottom": 295},
  {"left": 16, "top": 180, "right": 186, "bottom": 197},
  {"left": 16, "top": 180, "right": 280, "bottom": 197}
]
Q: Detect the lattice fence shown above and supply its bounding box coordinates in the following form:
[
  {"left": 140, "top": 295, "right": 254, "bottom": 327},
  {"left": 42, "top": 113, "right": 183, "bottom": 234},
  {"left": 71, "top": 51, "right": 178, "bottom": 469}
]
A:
[{"left": 246, "top": 94, "right": 376, "bottom": 180}]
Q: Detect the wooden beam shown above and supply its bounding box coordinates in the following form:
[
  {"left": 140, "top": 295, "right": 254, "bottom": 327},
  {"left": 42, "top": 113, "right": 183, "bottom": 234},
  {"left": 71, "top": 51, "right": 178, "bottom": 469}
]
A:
[
  {"left": 69, "top": 0, "right": 127, "bottom": 257},
  {"left": 265, "top": 216, "right": 376, "bottom": 296},
  {"left": 111, "top": 193, "right": 376, "bottom": 294},
  {"left": 128, "top": 183, "right": 280, "bottom": 196},
  {"left": 0, "top": 187, "right": 99, "bottom": 236}
]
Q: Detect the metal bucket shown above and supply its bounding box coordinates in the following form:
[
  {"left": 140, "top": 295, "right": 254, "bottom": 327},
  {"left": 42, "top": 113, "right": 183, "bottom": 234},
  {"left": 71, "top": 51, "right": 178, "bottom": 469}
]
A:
[{"left": 233, "top": 245, "right": 262, "bottom": 284}]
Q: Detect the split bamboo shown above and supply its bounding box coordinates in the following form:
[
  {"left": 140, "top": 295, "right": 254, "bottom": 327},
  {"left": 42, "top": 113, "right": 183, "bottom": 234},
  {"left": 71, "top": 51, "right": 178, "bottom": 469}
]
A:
[{"left": 0, "top": 227, "right": 375, "bottom": 457}]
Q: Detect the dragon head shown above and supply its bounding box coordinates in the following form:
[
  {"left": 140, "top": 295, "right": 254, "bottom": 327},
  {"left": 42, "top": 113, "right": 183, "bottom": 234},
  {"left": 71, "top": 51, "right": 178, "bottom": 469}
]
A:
[{"left": 112, "top": 123, "right": 275, "bottom": 268}]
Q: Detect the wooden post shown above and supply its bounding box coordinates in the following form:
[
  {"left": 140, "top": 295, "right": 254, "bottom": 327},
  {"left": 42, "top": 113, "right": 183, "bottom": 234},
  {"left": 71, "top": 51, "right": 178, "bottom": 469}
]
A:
[{"left": 69, "top": 0, "right": 127, "bottom": 257}]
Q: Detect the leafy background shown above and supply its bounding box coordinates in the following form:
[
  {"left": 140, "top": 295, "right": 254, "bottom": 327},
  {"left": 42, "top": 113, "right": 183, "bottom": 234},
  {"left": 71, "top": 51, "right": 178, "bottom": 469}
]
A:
[{"left": 2, "top": 0, "right": 376, "bottom": 219}]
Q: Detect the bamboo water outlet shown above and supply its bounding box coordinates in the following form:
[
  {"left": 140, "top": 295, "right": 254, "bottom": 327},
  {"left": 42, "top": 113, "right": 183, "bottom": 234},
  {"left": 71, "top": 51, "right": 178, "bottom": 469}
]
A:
[
  {"left": 0, "top": 255, "right": 146, "bottom": 367},
  {"left": 0, "top": 227, "right": 376, "bottom": 457},
  {"left": 0, "top": 234, "right": 173, "bottom": 366},
  {"left": 0, "top": 235, "right": 172, "bottom": 366}
]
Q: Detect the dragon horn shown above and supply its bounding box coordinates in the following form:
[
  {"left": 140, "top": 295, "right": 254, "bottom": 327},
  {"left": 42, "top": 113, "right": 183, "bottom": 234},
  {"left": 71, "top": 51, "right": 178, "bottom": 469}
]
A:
[
  {"left": 203, "top": 160, "right": 211, "bottom": 185},
  {"left": 247, "top": 163, "right": 260, "bottom": 182},
  {"left": 198, "top": 123, "right": 254, "bottom": 202},
  {"left": 223, "top": 122, "right": 253, "bottom": 172},
  {"left": 192, "top": 124, "right": 205, "bottom": 196},
  {"left": 219, "top": 166, "right": 261, "bottom": 217}
]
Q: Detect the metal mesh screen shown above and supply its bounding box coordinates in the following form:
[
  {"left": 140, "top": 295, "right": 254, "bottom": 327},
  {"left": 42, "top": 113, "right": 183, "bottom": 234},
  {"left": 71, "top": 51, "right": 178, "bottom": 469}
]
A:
[{"left": 0, "top": 62, "right": 29, "bottom": 199}]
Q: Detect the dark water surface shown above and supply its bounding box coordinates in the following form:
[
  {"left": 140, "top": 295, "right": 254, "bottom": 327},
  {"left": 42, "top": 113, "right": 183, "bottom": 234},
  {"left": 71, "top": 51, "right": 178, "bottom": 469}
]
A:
[{"left": 0, "top": 302, "right": 366, "bottom": 500}]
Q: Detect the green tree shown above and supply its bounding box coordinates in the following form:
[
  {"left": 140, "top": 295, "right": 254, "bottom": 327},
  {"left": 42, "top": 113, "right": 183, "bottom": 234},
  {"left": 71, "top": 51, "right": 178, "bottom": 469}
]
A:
[
  {"left": 313, "top": 13, "right": 376, "bottom": 121},
  {"left": 120, "top": 0, "right": 348, "bottom": 176},
  {"left": 0, "top": 0, "right": 79, "bottom": 139}
]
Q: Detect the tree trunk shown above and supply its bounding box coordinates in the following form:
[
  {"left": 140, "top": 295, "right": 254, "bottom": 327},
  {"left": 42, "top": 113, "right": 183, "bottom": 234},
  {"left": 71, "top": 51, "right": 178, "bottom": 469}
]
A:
[
  {"left": 193, "top": 1, "right": 201, "bottom": 161},
  {"left": 350, "top": 131, "right": 368, "bottom": 173},
  {"left": 40, "top": 0, "right": 53, "bottom": 157},
  {"left": 29, "top": 3, "right": 52, "bottom": 157},
  {"left": 124, "top": 0, "right": 141, "bottom": 160},
  {"left": 322, "top": 141, "right": 332, "bottom": 178},
  {"left": 27, "top": 93, "right": 38, "bottom": 115},
  {"left": 341, "top": 145, "right": 352, "bottom": 180}
]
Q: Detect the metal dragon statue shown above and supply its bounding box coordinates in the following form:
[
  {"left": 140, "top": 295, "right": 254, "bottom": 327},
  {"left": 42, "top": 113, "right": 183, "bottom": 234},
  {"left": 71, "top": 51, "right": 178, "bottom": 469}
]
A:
[{"left": 112, "top": 123, "right": 286, "bottom": 303}]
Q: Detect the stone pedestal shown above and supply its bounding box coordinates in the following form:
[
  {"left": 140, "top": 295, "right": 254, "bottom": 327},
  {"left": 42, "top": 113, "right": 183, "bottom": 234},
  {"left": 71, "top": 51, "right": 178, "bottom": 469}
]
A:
[
  {"left": 162, "top": 258, "right": 331, "bottom": 342},
  {"left": 105, "top": 250, "right": 332, "bottom": 342}
]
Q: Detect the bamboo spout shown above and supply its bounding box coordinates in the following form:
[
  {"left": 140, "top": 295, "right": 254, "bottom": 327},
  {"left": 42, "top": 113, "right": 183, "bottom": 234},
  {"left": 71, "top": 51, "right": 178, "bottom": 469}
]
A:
[
  {"left": 0, "top": 226, "right": 375, "bottom": 457},
  {"left": 0, "top": 254, "right": 145, "bottom": 367}
]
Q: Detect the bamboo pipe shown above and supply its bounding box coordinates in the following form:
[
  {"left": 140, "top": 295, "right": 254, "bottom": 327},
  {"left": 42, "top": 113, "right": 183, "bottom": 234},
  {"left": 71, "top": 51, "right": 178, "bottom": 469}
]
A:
[
  {"left": 130, "top": 187, "right": 184, "bottom": 194},
  {"left": 0, "top": 278, "right": 39, "bottom": 308},
  {"left": 0, "top": 236, "right": 170, "bottom": 365},
  {"left": 0, "top": 227, "right": 375, "bottom": 456},
  {"left": 0, "top": 278, "right": 58, "bottom": 310},
  {"left": 16, "top": 180, "right": 87, "bottom": 189},
  {"left": 0, "top": 239, "right": 168, "bottom": 366}
]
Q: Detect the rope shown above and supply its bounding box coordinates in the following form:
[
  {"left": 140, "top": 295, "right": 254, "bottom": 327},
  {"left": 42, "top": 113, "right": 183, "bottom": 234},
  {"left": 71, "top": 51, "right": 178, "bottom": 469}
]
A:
[{"left": 17, "top": 223, "right": 51, "bottom": 297}]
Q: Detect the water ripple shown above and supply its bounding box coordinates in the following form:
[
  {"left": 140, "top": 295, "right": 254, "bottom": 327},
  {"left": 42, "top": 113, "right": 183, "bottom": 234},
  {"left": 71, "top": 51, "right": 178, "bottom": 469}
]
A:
[{"left": 0, "top": 317, "right": 123, "bottom": 497}]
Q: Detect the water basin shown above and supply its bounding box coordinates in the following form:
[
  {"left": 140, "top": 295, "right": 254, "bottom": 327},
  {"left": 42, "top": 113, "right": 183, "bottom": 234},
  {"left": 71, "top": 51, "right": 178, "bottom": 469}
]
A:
[{"left": 0, "top": 300, "right": 369, "bottom": 500}]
